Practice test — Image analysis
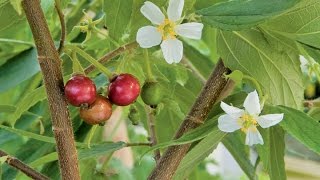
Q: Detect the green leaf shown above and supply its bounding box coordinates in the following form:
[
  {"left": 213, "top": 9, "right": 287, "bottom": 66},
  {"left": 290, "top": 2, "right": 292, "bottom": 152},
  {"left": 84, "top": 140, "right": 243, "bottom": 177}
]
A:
[
  {"left": 262, "top": 0, "right": 320, "bottom": 48},
  {"left": 104, "top": 0, "right": 133, "bottom": 43},
  {"left": 217, "top": 30, "right": 304, "bottom": 108},
  {"left": 0, "top": 105, "right": 16, "bottom": 113},
  {"left": 197, "top": 0, "right": 299, "bottom": 30},
  {"left": 222, "top": 132, "right": 256, "bottom": 180},
  {"left": 264, "top": 105, "right": 320, "bottom": 154},
  {"left": 256, "top": 126, "right": 286, "bottom": 180},
  {"left": 0, "top": 49, "right": 40, "bottom": 93},
  {"left": 174, "top": 127, "right": 226, "bottom": 179},
  {"left": 0, "top": 124, "right": 87, "bottom": 148},
  {"left": 29, "top": 142, "right": 126, "bottom": 167},
  {"left": 10, "top": 0, "right": 22, "bottom": 15},
  {"left": 8, "top": 86, "right": 46, "bottom": 126}
]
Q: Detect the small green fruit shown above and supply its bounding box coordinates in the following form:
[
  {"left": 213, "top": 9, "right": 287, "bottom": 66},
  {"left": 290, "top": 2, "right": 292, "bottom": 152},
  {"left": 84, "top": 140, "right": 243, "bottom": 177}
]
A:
[
  {"left": 128, "top": 106, "right": 140, "bottom": 125},
  {"left": 141, "top": 81, "right": 164, "bottom": 106}
]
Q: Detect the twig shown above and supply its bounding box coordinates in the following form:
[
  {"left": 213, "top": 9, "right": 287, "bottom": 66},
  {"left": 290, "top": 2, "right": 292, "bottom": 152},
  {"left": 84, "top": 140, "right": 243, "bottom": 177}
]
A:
[
  {"left": 148, "top": 59, "right": 230, "bottom": 180},
  {"left": 146, "top": 106, "right": 161, "bottom": 162},
  {"left": 126, "top": 142, "right": 153, "bottom": 147},
  {"left": 84, "top": 41, "right": 138, "bottom": 74},
  {"left": 0, "top": 150, "right": 49, "bottom": 180},
  {"left": 54, "top": 0, "right": 66, "bottom": 54},
  {"left": 22, "top": 0, "right": 80, "bottom": 179}
]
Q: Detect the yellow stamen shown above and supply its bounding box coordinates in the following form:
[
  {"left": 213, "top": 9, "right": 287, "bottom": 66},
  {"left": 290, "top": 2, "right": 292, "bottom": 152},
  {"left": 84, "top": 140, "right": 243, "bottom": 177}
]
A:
[
  {"left": 239, "top": 114, "right": 258, "bottom": 133},
  {"left": 157, "top": 19, "right": 176, "bottom": 40}
]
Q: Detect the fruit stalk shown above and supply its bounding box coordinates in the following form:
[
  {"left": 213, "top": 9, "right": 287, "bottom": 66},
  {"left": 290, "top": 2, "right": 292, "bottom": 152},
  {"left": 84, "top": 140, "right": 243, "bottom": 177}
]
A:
[
  {"left": 22, "top": 0, "right": 80, "bottom": 179},
  {"left": 0, "top": 150, "right": 49, "bottom": 180},
  {"left": 148, "top": 59, "right": 230, "bottom": 180}
]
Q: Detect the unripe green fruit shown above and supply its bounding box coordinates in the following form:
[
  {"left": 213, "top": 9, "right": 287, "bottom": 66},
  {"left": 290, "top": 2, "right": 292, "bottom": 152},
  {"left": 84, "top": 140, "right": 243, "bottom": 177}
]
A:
[
  {"left": 128, "top": 106, "right": 140, "bottom": 125},
  {"left": 141, "top": 81, "right": 164, "bottom": 106}
]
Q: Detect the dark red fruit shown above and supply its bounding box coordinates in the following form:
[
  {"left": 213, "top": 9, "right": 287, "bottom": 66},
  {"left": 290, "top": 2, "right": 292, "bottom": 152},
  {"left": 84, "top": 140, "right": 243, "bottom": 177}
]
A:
[
  {"left": 64, "top": 75, "right": 96, "bottom": 107},
  {"left": 108, "top": 73, "right": 140, "bottom": 106},
  {"left": 80, "top": 95, "right": 112, "bottom": 125}
]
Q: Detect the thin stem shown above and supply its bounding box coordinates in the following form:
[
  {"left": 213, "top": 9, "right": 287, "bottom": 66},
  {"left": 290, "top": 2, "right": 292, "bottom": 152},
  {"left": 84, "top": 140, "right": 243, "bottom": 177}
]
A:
[
  {"left": 146, "top": 106, "right": 161, "bottom": 162},
  {"left": 0, "top": 38, "right": 34, "bottom": 46},
  {"left": 143, "top": 49, "right": 154, "bottom": 80},
  {"left": 65, "top": 45, "right": 113, "bottom": 78},
  {"left": 54, "top": 0, "right": 66, "bottom": 54},
  {"left": 84, "top": 41, "right": 138, "bottom": 74},
  {"left": 0, "top": 150, "right": 49, "bottom": 180},
  {"left": 86, "top": 125, "right": 98, "bottom": 148},
  {"left": 126, "top": 142, "right": 153, "bottom": 147},
  {"left": 148, "top": 59, "right": 230, "bottom": 180}
]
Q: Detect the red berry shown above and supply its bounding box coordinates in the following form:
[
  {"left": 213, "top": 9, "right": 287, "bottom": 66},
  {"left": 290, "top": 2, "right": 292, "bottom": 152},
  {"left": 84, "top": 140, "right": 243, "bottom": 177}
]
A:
[
  {"left": 64, "top": 75, "right": 96, "bottom": 107},
  {"left": 108, "top": 74, "right": 140, "bottom": 106},
  {"left": 80, "top": 95, "right": 113, "bottom": 125}
]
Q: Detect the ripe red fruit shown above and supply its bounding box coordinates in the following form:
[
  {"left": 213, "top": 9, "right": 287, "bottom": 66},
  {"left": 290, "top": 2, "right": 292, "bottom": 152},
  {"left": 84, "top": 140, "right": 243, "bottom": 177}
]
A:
[
  {"left": 80, "top": 95, "right": 113, "bottom": 125},
  {"left": 64, "top": 75, "right": 96, "bottom": 107},
  {"left": 108, "top": 74, "right": 140, "bottom": 106}
]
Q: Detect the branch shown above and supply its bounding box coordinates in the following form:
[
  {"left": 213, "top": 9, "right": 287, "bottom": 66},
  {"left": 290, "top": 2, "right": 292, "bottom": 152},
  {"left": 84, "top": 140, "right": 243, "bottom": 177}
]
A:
[
  {"left": 22, "top": 0, "right": 80, "bottom": 179},
  {"left": 55, "top": 0, "right": 66, "bottom": 54},
  {"left": 84, "top": 41, "right": 138, "bottom": 74},
  {"left": 0, "top": 150, "right": 49, "bottom": 180},
  {"left": 148, "top": 59, "right": 230, "bottom": 180},
  {"left": 146, "top": 106, "right": 161, "bottom": 162}
]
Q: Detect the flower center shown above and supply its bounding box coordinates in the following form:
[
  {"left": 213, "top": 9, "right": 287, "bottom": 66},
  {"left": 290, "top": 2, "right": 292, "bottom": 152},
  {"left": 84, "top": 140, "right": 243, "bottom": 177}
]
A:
[
  {"left": 238, "top": 114, "right": 258, "bottom": 132},
  {"left": 157, "top": 19, "right": 176, "bottom": 40}
]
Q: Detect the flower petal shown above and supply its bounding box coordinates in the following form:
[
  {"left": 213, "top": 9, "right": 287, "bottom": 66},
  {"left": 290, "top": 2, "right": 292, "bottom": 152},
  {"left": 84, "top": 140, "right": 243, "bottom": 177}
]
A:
[
  {"left": 175, "top": 23, "right": 204, "bottom": 39},
  {"left": 244, "top": 90, "right": 261, "bottom": 115},
  {"left": 245, "top": 126, "right": 264, "bottom": 146},
  {"left": 220, "top": 101, "right": 244, "bottom": 119},
  {"left": 136, "top": 26, "right": 162, "bottom": 48},
  {"left": 167, "top": 0, "right": 184, "bottom": 22},
  {"left": 160, "top": 39, "right": 183, "bottom": 64},
  {"left": 257, "top": 114, "right": 284, "bottom": 128},
  {"left": 218, "top": 114, "right": 241, "bottom": 132},
  {"left": 140, "top": 1, "right": 165, "bottom": 25}
]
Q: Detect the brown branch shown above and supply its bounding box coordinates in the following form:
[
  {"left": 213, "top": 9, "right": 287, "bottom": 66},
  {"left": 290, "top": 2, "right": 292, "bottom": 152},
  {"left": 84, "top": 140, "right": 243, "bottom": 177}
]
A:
[
  {"left": 0, "top": 150, "right": 49, "bottom": 180},
  {"left": 22, "top": 0, "right": 80, "bottom": 179},
  {"left": 148, "top": 59, "right": 230, "bottom": 180},
  {"left": 84, "top": 41, "right": 138, "bottom": 74},
  {"left": 146, "top": 106, "right": 161, "bottom": 162},
  {"left": 54, "top": 0, "right": 66, "bottom": 54}
]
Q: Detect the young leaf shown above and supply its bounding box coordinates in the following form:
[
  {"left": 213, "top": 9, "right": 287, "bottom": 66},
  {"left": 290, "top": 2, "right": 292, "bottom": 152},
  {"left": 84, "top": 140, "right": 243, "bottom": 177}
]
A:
[
  {"left": 197, "top": 0, "right": 299, "bottom": 30},
  {"left": 217, "top": 30, "right": 304, "bottom": 109}
]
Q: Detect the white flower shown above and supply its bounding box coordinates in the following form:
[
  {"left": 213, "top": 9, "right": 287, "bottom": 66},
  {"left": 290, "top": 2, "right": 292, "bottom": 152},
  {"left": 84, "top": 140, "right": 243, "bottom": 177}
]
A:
[
  {"left": 218, "top": 91, "right": 284, "bottom": 146},
  {"left": 136, "top": 0, "right": 204, "bottom": 64}
]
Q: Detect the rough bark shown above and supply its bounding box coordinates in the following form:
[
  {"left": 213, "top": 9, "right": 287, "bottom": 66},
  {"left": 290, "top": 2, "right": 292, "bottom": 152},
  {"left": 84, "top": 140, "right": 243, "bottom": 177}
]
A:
[
  {"left": 148, "top": 59, "right": 230, "bottom": 180},
  {"left": 0, "top": 150, "right": 49, "bottom": 180},
  {"left": 22, "top": 0, "right": 80, "bottom": 179}
]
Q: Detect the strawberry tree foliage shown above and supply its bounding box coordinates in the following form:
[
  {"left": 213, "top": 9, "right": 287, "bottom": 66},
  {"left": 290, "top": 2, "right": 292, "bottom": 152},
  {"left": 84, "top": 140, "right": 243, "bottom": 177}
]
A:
[{"left": 0, "top": 0, "right": 320, "bottom": 179}]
